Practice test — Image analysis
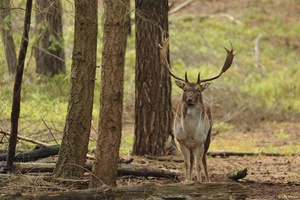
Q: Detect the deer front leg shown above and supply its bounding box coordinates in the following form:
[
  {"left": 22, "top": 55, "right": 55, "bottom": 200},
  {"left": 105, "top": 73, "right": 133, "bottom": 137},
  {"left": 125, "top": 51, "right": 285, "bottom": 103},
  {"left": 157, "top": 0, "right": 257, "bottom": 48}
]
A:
[
  {"left": 179, "top": 142, "right": 193, "bottom": 181},
  {"left": 194, "top": 143, "right": 205, "bottom": 182}
]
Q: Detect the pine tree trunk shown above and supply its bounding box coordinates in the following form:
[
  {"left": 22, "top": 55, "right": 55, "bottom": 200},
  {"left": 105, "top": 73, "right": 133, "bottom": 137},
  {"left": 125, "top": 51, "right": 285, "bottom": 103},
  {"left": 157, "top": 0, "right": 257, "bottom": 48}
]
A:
[
  {"left": 53, "top": 0, "right": 98, "bottom": 178},
  {"left": 34, "top": 0, "right": 65, "bottom": 76},
  {"left": 0, "top": 0, "right": 17, "bottom": 74},
  {"left": 133, "top": 0, "right": 173, "bottom": 156},
  {"left": 89, "top": 0, "right": 129, "bottom": 188}
]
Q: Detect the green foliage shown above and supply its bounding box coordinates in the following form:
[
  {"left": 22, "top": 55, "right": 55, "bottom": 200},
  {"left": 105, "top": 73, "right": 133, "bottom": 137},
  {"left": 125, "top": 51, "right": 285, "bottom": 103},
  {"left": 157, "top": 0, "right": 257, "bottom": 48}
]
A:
[
  {"left": 276, "top": 129, "right": 289, "bottom": 139},
  {"left": 120, "top": 133, "right": 134, "bottom": 155},
  {"left": 48, "top": 35, "right": 64, "bottom": 51},
  {"left": 213, "top": 122, "right": 234, "bottom": 133}
]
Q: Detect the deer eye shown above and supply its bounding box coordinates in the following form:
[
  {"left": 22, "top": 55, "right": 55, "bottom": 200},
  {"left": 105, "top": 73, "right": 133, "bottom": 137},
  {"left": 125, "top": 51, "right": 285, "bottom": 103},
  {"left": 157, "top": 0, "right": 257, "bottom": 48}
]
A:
[{"left": 197, "top": 89, "right": 201, "bottom": 93}]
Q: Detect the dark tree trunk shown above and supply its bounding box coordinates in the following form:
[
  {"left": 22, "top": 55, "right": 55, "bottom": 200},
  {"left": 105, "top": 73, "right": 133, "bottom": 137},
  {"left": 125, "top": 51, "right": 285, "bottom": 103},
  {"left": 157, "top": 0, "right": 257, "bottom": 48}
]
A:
[
  {"left": 5, "top": 0, "right": 32, "bottom": 172},
  {"left": 34, "top": 0, "right": 65, "bottom": 76},
  {"left": 89, "top": 0, "right": 129, "bottom": 188},
  {"left": 53, "top": 0, "right": 98, "bottom": 178},
  {"left": 0, "top": 0, "right": 17, "bottom": 74},
  {"left": 133, "top": 0, "right": 173, "bottom": 156}
]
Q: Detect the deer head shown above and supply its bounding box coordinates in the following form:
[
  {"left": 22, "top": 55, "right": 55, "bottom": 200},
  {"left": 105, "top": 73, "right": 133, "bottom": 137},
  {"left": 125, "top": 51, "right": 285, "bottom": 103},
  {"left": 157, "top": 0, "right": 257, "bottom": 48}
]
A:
[{"left": 158, "top": 31, "right": 235, "bottom": 106}]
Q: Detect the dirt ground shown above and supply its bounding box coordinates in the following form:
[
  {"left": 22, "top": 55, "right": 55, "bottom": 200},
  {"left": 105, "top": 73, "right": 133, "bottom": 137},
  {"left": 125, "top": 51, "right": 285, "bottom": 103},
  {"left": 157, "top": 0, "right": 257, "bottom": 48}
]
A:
[
  {"left": 1, "top": 152, "right": 299, "bottom": 199},
  {"left": 1, "top": 123, "right": 299, "bottom": 200},
  {"left": 118, "top": 122, "right": 300, "bottom": 199},
  {"left": 126, "top": 155, "right": 300, "bottom": 200}
]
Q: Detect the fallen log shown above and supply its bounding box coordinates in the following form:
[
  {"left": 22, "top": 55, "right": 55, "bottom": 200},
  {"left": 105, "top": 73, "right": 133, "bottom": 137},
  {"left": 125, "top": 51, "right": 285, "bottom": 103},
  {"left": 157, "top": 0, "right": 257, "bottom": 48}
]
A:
[
  {"left": 3, "top": 182, "right": 249, "bottom": 200},
  {"left": 2, "top": 162, "right": 181, "bottom": 179},
  {"left": 117, "top": 163, "right": 180, "bottom": 179},
  {"left": 207, "top": 150, "right": 298, "bottom": 157},
  {"left": 0, "top": 145, "right": 60, "bottom": 162},
  {"left": 0, "top": 131, "right": 96, "bottom": 160},
  {"left": 146, "top": 150, "right": 298, "bottom": 162}
]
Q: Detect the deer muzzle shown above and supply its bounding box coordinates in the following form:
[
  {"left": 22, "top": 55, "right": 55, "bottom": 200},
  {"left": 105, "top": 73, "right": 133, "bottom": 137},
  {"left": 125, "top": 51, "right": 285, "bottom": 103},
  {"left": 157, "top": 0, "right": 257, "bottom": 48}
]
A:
[{"left": 186, "top": 96, "right": 196, "bottom": 105}]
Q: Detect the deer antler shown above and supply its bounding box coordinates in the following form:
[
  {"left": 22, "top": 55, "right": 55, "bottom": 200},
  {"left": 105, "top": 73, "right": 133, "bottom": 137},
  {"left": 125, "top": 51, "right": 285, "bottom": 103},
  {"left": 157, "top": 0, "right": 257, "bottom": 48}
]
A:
[
  {"left": 199, "top": 41, "right": 235, "bottom": 83},
  {"left": 158, "top": 31, "right": 186, "bottom": 82},
  {"left": 159, "top": 32, "right": 235, "bottom": 83}
]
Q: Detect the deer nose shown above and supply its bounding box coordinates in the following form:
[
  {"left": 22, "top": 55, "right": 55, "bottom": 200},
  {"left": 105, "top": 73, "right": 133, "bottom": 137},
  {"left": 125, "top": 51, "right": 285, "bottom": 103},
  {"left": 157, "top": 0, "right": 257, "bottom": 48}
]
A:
[{"left": 186, "top": 96, "right": 194, "bottom": 103}]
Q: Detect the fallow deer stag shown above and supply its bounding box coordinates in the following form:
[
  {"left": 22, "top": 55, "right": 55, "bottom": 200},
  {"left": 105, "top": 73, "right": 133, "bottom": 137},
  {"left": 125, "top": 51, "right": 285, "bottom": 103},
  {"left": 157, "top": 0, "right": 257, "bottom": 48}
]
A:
[{"left": 159, "top": 32, "right": 235, "bottom": 182}]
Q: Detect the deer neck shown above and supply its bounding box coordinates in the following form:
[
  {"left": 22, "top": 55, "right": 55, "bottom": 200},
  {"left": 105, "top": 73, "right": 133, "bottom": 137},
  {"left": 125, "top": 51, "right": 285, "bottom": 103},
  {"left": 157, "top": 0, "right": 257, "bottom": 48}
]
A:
[
  {"left": 182, "top": 98, "right": 205, "bottom": 118},
  {"left": 181, "top": 99, "right": 205, "bottom": 133}
]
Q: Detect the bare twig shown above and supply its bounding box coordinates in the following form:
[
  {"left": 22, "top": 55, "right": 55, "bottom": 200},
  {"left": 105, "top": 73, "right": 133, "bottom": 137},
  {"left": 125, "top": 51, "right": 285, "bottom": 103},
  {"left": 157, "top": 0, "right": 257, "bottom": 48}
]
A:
[
  {"left": 169, "top": 0, "right": 194, "bottom": 15},
  {"left": 254, "top": 33, "right": 265, "bottom": 69},
  {"left": 42, "top": 119, "right": 59, "bottom": 145},
  {"left": 0, "top": 7, "right": 25, "bottom": 11},
  {"left": 0, "top": 129, "right": 50, "bottom": 146},
  {"left": 209, "top": 13, "right": 242, "bottom": 24},
  {"left": 254, "top": 33, "right": 261, "bottom": 67}
]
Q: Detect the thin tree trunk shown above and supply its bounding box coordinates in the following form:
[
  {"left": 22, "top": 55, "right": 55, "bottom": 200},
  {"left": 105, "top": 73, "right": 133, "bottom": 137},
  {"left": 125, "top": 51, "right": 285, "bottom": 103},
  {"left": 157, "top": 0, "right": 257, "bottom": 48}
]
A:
[
  {"left": 53, "top": 0, "right": 98, "bottom": 178},
  {"left": 89, "top": 0, "right": 129, "bottom": 188},
  {"left": 133, "top": 0, "right": 173, "bottom": 156},
  {"left": 5, "top": 0, "right": 32, "bottom": 172},
  {"left": 0, "top": 0, "right": 17, "bottom": 74}
]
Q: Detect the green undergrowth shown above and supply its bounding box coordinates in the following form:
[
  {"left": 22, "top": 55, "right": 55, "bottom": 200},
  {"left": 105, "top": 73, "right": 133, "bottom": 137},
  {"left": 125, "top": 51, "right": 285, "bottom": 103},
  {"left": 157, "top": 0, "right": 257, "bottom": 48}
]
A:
[{"left": 0, "top": 0, "right": 299, "bottom": 153}]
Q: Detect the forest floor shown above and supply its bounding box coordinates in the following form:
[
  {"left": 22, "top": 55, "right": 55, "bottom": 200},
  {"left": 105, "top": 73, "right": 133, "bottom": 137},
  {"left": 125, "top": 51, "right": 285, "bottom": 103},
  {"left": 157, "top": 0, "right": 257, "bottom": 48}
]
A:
[
  {"left": 1, "top": 122, "right": 299, "bottom": 199},
  {"left": 119, "top": 122, "right": 300, "bottom": 200}
]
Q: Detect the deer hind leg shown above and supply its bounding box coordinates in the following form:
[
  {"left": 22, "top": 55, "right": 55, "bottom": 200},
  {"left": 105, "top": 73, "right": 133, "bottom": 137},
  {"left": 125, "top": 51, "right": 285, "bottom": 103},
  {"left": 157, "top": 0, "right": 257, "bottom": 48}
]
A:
[
  {"left": 202, "top": 154, "right": 210, "bottom": 182},
  {"left": 179, "top": 143, "right": 193, "bottom": 180},
  {"left": 194, "top": 143, "right": 205, "bottom": 182}
]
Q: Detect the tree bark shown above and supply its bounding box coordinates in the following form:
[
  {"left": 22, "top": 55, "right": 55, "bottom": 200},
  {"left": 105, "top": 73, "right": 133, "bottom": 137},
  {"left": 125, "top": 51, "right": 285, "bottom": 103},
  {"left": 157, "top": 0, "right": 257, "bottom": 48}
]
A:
[
  {"left": 89, "top": 0, "right": 129, "bottom": 188},
  {"left": 3, "top": 182, "right": 249, "bottom": 200},
  {"left": 53, "top": 0, "right": 98, "bottom": 178},
  {"left": 34, "top": 0, "right": 65, "bottom": 76},
  {"left": 5, "top": 0, "right": 32, "bottom": 173},
  {"left": 133, "top": 0, "right": 173, "bottom": 156},
  {"left": 0, "top": 0, "right": 17, "bottom": 74}
]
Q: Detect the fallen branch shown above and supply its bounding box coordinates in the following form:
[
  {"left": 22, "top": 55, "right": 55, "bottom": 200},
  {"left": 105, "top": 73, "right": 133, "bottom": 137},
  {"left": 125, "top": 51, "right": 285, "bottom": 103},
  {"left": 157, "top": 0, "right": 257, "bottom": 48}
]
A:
[
  {"left": 2, "top": 181, "right": 249, "bottom": 200},
  {"left": 147, "top": 151, "right": 298, "bottom": 162},
  {"left": 0, "top": 131, "right": 95, "bottom": 160},
  {"left": 1, "top": 162, "right": 181, "bottom": 180},
  {"left": 146, "top": 155, "right": 183, "bottom": 163},
  {"left": 254, "top": 33, "right": 264, "bottom": 68},
  {"left": 207, "top": 151, "right": 298, "bottom": 157},
  {"left": 0, "top": 145, "right": 60, "bottom": 162},
  {"left": 0, "top": 129, "right": 50, "bottom": 146},
  {"left": 169, "top": 0, "right": 195, "bottom": 15},
  {"left": 117, "top": 163, "right": 180, "bottom": 180}
]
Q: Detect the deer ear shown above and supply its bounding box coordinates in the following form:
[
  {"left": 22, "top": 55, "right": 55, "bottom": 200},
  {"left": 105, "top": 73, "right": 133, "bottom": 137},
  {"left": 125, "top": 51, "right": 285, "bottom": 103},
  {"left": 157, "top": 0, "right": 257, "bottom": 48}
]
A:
[
  {"left": 175, "top": 80, "right": 185, "bottom": 89},
  {"left": 201, "top": 83, "right": 210, "bottom": 91}
]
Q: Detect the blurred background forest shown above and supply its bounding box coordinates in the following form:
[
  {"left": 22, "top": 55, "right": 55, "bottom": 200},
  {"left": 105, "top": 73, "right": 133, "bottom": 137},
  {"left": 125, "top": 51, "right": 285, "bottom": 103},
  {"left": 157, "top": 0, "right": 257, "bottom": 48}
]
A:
[{"left": 0, "top": 0, "right": 299, "bottom": 154}]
